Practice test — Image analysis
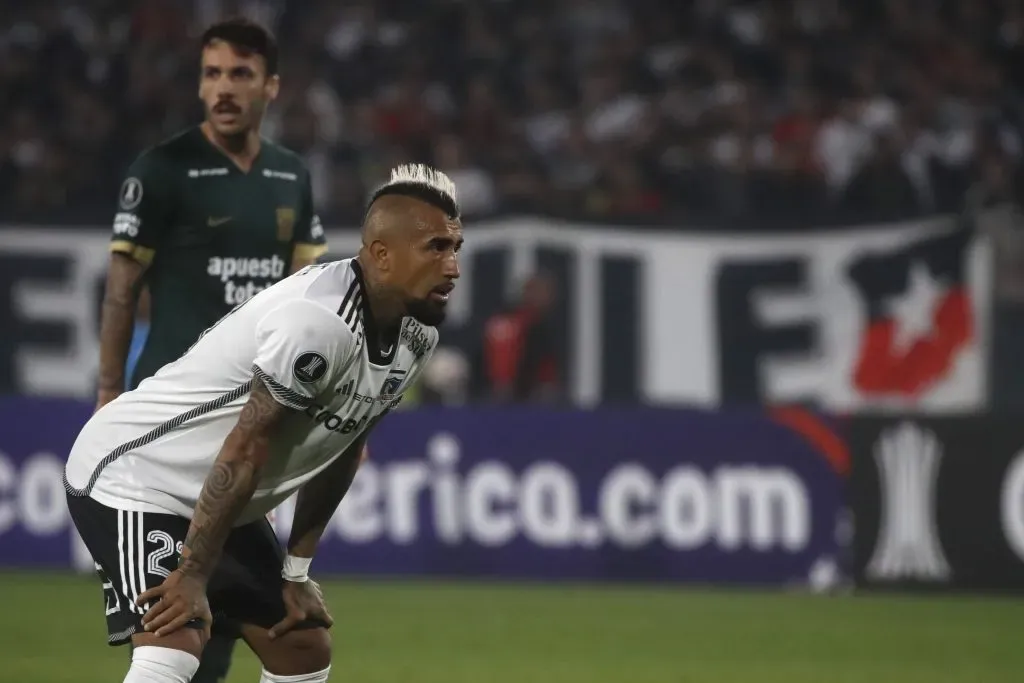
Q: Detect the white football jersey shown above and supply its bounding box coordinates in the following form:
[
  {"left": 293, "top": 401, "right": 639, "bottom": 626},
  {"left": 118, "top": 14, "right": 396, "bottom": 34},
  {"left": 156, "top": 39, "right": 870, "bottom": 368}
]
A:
[{"left": 64, "top": 258, "right": 438, "bottom": 524}]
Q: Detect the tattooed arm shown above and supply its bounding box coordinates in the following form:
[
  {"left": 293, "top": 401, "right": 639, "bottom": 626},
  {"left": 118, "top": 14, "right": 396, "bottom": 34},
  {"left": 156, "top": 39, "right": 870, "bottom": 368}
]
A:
[
  {"left": 287, "top": 434, "right": 370, "bottom": 559},
  {"left": 178, "top": 380, "right": 292, "bottom": 582},
  {"left": 96, "top": 253, "right": 148, "bottom": 408}
]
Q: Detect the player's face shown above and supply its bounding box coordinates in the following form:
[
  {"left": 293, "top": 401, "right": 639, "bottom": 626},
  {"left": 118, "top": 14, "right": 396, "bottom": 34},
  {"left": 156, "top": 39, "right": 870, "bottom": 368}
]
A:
[
  {"left": 391, "top": 213, "right": 463, "bottom": 326},
  {"left": 199, "top": 40, "right": 279, "bottom": 137}
]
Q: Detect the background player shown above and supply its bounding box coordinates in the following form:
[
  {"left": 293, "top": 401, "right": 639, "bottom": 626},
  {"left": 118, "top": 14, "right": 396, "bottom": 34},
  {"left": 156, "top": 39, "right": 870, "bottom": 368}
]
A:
[{"left": 96, "top": 18, "right": 327, "bottom": 682}]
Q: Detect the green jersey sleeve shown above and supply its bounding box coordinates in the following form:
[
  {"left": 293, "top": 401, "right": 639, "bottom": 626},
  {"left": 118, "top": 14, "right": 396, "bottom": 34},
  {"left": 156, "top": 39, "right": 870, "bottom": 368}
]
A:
[
  {"left": 292, "top": 169, "right": 328, "bottom": 263},
  {"left": 110, "top": 151, "right": 175, "bottom": 266}
]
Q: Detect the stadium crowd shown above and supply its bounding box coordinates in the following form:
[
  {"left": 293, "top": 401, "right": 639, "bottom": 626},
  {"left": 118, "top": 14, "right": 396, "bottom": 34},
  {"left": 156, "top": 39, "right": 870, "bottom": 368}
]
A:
[{"left": 0, "top": 0, "right": 1021, "bottom": 226}]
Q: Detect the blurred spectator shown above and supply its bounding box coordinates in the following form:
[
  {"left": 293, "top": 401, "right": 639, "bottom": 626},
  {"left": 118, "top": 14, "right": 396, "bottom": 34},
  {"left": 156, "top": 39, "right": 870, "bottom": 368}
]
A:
[
  {"left": 474, "top": 272, "right": 561, "bottom": 404},
  {"left": 841, "top": 130, "right": 924, "bottom": 219},
  {"left": 816, "top": 97, "right": 873, "bottom": 196},
  {"left": 0, "top": 0, "right": 1022, "bottom": 225}
]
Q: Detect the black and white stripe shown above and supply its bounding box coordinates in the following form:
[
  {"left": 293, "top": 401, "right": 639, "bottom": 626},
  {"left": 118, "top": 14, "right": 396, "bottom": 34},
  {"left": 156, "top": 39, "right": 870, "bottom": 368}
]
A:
[
  {"left": 337, "top": 277, "right": 362, "bottom": 333},
  {"left": 108, "top": 623, "right": 138, "bottom": 645},
  {"left": 252, "top": 364, "right": 312, "bottom": 410},
  {"left": 116, "top": 510, "right": 147, "bottom": 615},
  {"left": 64, "top": 383, "right": 254, "bottom": 497}
]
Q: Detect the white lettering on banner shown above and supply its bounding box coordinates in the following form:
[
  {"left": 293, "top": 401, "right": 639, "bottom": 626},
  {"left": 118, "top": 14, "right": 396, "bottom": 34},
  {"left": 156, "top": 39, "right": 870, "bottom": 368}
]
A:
[
  {"left": 386, "top": 461, "right": 430, "bottom": 544},
  {"left": 331, "top": 464, "right": 382, "bottom": 543},
  {"left": 0, "top": 218, "right": 993, "bottom": 411},
  {"left": 464, "top": 463, "right": 517, "bottom": 546},
  {"left": 0, "top": 451, "right": 68, "bottom": 536},
  {"left": 430, "top": 434, "right": 462, "bottom": 543},
  {"left": 601, "top": 464, "right": 809, "bottom": 551},
  {"left": 0, "top": 449, "right": 137, "bottom": 574},
  {"left": 0, "top": 229, "right": 358, "bottom": 398},
  {"left": 0, "top": 436, "right": 814, "bottom": 560},
  {"left": 645, "top": 218, "right": 992, "bottom": 411},
  {"left": 599, "top": 465, "right": 658, "bottom": 548},
  {"left": 658, "top": 467, "right": 712, "bottom": 549},
  {"left": 520, "top": 463, "right": 578, "bottom": 547},
  {"left": 266, "top": 434, "right": 813, "bottom": 553},
  {"left": 1000, "top": 452, "right": 1024, "bottom": 561},
  {"left": 0, "top": 229, "right": 113, "bottom": 397}
]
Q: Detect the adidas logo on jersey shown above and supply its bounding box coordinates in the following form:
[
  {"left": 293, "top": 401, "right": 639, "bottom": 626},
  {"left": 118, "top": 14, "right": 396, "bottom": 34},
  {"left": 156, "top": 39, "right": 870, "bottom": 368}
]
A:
[{"left": 335, "top": 380, "right": 378, "bottom": 405}]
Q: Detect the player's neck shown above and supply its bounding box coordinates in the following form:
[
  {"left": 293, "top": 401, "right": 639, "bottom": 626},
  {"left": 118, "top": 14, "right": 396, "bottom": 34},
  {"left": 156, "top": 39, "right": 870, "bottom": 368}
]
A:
[
  {"left": 355, "top": 256, "right": 405, "bottom": 337},
  {"left": 364, "top": 289, "right": 405, "bottom": 339},
  {"left": 200, "top": 121, "right": 261, "bottom": 171}
]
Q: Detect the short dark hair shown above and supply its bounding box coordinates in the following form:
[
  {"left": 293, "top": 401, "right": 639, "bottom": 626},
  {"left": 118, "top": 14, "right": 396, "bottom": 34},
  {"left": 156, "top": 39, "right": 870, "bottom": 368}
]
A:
[{"left": 201, "top": 17, "right": 278, "bottom": 76}]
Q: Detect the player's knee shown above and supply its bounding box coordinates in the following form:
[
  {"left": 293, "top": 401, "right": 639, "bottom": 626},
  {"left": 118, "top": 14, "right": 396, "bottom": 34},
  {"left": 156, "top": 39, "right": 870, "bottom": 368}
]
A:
[
  {"left": 125, "top": 645, "right": 200, "bottom": 683},
  {"left": 270, "top": 627, "right": 332, "bottom": 675}
]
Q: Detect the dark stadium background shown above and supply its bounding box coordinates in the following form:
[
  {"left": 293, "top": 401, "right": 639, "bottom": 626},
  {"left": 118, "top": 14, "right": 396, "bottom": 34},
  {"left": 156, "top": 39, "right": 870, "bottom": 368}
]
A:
[{"left": 1, "top": 1, "right": 1023, "bottom": 681}]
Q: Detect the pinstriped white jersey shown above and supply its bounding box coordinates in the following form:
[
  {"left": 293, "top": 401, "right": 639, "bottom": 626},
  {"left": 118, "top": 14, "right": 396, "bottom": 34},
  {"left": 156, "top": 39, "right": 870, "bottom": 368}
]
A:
[{"left": 64, "top": 258, "right": 438, "bottom": 524}]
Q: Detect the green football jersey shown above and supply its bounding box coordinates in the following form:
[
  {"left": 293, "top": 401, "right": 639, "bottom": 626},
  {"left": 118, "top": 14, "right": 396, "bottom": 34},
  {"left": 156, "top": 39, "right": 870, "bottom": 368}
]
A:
[{"left": 109, "top": 126, "right": 328, "bottom": 389}]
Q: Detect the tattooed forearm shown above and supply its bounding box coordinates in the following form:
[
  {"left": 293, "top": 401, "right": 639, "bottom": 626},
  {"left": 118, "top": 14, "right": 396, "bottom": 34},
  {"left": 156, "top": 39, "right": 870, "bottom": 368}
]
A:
[
  {"left": 180, "top": 460, "right": 260, "bottom": 578},
  {"left": 179, "top": 381, "right": 291, "bottom": 580},
  {"left": 287, "top": 439, "right": 365, "bottom": 558},
  {"left": 97, "top": 254, "right": 147, "bottom": 397}
]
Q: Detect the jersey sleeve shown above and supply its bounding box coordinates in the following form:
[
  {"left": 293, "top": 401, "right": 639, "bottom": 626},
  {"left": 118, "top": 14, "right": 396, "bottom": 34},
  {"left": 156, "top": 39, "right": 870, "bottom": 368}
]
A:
[
  {"left": 292, "top": 169, "right": 328, "bottom": 263},
  {"left": 110, "top": 151, "right": 174, "bottom": 266},
  {"left": 251, "top": 299, "right": 353, "bottom": 410}
]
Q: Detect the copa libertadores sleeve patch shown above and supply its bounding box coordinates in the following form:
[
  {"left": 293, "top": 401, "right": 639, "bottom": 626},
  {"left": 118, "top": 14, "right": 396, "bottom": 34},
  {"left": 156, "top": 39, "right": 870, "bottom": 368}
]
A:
[
  {"left": 119, "top": 177, "right": 143, "bottom": 210},
  {"left": 292, "top": 351, "right": 329, "bottom": 384}
]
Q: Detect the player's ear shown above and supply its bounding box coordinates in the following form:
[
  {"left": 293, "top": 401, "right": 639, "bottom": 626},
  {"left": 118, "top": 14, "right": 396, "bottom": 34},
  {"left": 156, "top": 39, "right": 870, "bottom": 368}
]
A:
[
  {"left": 265, "top": 74, "right": 280, "bottom": 102},
  {"left": 369, "top": 240, "right": 389, "bottom": 272}
]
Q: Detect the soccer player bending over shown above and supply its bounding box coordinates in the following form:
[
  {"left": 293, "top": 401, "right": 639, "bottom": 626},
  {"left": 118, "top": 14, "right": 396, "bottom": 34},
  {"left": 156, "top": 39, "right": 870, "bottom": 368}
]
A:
[
  {"left": 65, "top": 164, "right": 462, "bottom": 683},
  {"left": 99, "top": 19, "right": 327, "bottom": 680}
]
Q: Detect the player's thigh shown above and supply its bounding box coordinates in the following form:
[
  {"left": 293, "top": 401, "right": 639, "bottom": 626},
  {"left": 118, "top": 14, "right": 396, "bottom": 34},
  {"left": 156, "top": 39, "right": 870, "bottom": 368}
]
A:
[
  {"left": 66, "top": 493, "right": 195, "bottom": 647},
  {"left": 131, "top": 628, "right": 206, "bottom": 662},
  {"left": 211, "top": 519, "right": 332, "bottom": 674}
]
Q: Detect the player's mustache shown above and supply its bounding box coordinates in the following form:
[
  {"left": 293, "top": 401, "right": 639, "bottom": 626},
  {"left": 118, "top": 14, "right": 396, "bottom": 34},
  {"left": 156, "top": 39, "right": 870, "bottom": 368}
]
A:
[{"left": 212, "top": 101, "right": 242, "bottom": 114}]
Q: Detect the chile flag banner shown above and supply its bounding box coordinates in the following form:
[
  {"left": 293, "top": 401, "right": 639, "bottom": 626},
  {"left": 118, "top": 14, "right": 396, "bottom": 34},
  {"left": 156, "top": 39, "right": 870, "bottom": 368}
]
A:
[{"left": 846, "top": 224, "right": 980, "bottom": 406}]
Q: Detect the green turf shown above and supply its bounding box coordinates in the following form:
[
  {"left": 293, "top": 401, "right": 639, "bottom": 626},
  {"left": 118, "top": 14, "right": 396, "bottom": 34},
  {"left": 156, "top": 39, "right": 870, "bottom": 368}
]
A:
[{"left": 2, "top": 571, "right": 1020, "bottom": 683}]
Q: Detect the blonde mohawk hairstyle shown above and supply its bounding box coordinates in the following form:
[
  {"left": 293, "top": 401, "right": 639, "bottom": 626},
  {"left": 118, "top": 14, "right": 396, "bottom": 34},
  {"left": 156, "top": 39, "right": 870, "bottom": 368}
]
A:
[{"left": 366, "top": 163, "right": 461, "bottom": 219}]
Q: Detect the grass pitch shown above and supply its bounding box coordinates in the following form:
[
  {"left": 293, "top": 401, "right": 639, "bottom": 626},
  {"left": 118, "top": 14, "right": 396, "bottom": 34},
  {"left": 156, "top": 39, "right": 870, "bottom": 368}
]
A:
[{"left": 2, "top": 571, "right": 1020, "bottom": 683}]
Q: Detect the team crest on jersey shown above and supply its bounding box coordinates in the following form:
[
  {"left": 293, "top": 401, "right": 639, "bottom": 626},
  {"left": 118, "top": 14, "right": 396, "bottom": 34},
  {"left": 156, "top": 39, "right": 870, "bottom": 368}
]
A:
[
  {"left": 380, "top": 369, "right": 407, "bottom": 402},
  {"left": 293, "top": 351, "right": 328, "bottom": 384},
  {"left": 276, "top": 207, "right": 296, "bottom": 242}
]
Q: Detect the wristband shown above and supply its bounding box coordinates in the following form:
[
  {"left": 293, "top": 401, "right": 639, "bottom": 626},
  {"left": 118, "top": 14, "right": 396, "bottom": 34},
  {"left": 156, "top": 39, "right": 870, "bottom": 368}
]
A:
[{"left": 282, "top": 554, "right": 312, "bottom": 583}]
